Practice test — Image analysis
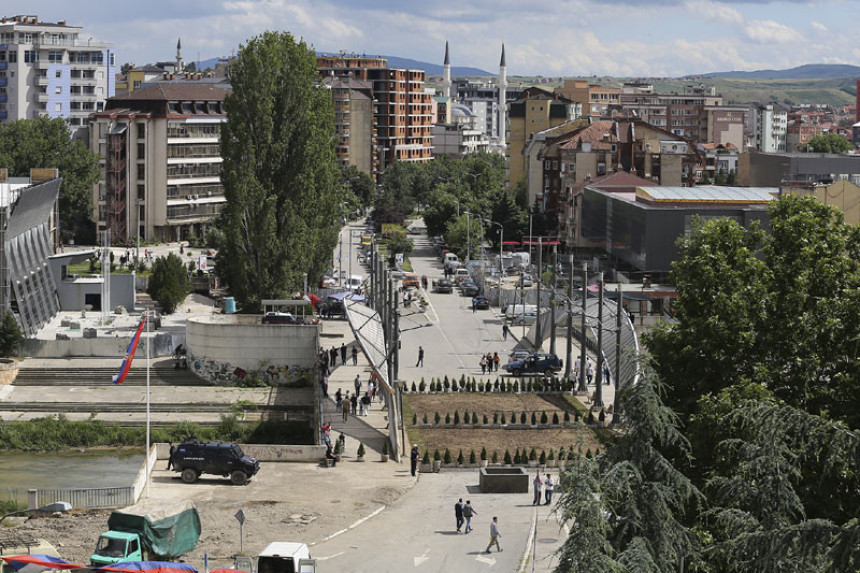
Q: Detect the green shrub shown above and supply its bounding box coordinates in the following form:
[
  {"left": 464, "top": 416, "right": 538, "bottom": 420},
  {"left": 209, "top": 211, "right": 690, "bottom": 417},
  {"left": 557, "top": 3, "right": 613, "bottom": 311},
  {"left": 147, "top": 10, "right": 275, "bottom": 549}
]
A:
[
  {"left": 587, "top": 410, "right": 595, "bottom": 424},
  {"left": 531, "top": 412, "right": 537, "bottom": 425},
  {"left": 469, "top": 449, "right": 477, "bottom": 464},
  {"left": 504, "top": 449, "right": 512, "bottom": 464},
  {"left": 480, "top": 446, "right": 488, "bottom": 461},
  {"left": 598, "top": 409, "right": 606, "bottom": 423},
  {"left": 422, "top": 413, "right": 428, "bottom": 424},
  {"left": 412, "top": 413, "right": 417, "bottom": 425},
  {"left": 147, "top": 253, "right": 191, "bottom": 314},
  {"left": 552, "top": 412, "right": 559, "bottom": 424},
  {"left": 540, "top": 411, "right": 549, "bottom": 424},
  {"left": 548, "top": 449, "right": 555, "bottom": 461},
  {"left": 411, "top": 382, "right": 417, "bottom": 392},
  {"left": 478, "top": 381, "right": 484, "bottom": 392},
  {"left": 356, "top": 442, "right": 365, "bottom": 457},
  {"left": 520, "top": 412, "right": 527, "bottom": 424},
  {"left": 0, "top": 310, "right": 23, "bottom": 356},
  {"left": 453, "top": 411, "right": 460, "bottom": 425},
  {"left": 539, "top": 450, "right": 546, "bottom": 464},
  {"left": 382, "top": 440, "right": 390, "bottom": 455},
  {"left": 443, "top": 448, "right": 452, "bottom": 464},
  {"left": 434, "top": 412, "right": 441, "bottom": 424},
  {"left": 445, "top": 412, "right": 451, "bottom": 424},
  {"left": 472, "top": 412, "right": 478, "bottom": 424},
  {"left": 529, "top": 448, "right": 537, "bottom": 461},
  {"left": 500, "top": 412, "right": 506, "bottom": 424},
  {"left": 585, "top": 448, "right": 593, "bottom": 459},
  {"left": 483, "top": 413, "right": 489, "bottom": 425},
  {"left": 422, "top": 449, "right": 430, "bottom": 464},
  {"left": 419, "top": 378, "right": 426, "bottom": 392},
  {"left": 564, "top": 411, "right": 570, "bottom": 423},
  {"left": 457, "top": 449, "right": 465, "bottom": 465}
]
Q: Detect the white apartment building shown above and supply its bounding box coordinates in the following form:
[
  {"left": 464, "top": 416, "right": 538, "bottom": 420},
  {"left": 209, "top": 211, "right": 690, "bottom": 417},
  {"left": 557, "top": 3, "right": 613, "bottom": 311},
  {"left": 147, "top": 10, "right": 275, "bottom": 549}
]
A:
[
  {"left": 750, "top": 103, "right": 788, "bottom": 153},
  {"left": 0, "top": 15, "right": 114, "bottom": 137},
  {"left": 90, "top": 84, "right": 228, "bottom": 243}
]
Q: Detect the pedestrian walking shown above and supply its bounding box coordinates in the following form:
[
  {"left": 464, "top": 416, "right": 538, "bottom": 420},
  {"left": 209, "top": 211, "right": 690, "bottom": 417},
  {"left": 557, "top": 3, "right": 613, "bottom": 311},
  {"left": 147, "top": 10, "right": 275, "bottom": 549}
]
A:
[
  {"left": 486, "top": 517, "right": 502, "bottom": 553},
  {"left": 493, "top": 352, "right": 500, "bottom": 372},
  {"left": 533, "top": 471, "right": 543, "bottom": 505},
  {"left": 545, "top": 473, "right": 554, "bottom": 505},
  {"left": 454, "top": 498, "right": 465, "bottom": 532},
  {"left": 352, "top": 346, "right": 359, "bottom": 365},
  {"left": 360, "top": 392, "right": 371, "bottom": 416},
  {"left": 166, "top": 443, "right": 176, "bottom": 470},
  {"left": 320, "top": 374, "right": 329, "bottom": 398},
  {"left": 329, "top": 346, "right": 338, "bottom": 368},
  {"left": 502, "top": 323, "right": 509, "bottom": 340},
  {"left": 350, "top": 393, "right": 358, "bottom": 416},
  {"left": 472, "top": 299, "right": 477, "bottom": 313},
  {"left": 340, "top": 343, "right": 347, "bottom": 366},
  {"left": 462, "top": 500, "right": 476, "bottom": 533},
  {"left": 335, "top": 388, "right": 343, "bottom": 411},
  {"left": 354, "top": 374, "right": 362, "bottom": 396},
  {"left": 410, "top": 445, "right": 419, "bottom": 476},
  {"left": 480, "top": 355, "right": 488, "bottom": 374},
  {"left": 416, "top": 346, "right": 424, "bottom": 367},
  {"left": 603, "top": 363, "right": 611, "bottom": 385},
  {"left": 586, "top": 359, "right": 594, "bottom": 385}
]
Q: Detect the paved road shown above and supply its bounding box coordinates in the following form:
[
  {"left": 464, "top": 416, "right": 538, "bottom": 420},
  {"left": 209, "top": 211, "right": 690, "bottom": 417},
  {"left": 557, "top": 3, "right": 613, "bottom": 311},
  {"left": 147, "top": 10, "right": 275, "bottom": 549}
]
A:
[{"left": 311, "top": 470, "right": 565, "bottom": 573}]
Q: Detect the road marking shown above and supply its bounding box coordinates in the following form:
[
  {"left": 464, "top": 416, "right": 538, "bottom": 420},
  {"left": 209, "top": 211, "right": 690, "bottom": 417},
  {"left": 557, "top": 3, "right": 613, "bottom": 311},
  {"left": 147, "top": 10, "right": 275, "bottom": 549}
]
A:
[
  {"left": 315, "top": 551, "right": 345, "bottom": 561},
  {"left": 475, "top": 554, "right": 496, "bottom": 566},
  {"left": 517, "top": 507, "right": 538, "bottom": 573},
  {"left": 309, "top": 504, "right": 387, "bottom": 546},
  {"left": 414, "top": 549, "right": 430, "bottom": 567}
]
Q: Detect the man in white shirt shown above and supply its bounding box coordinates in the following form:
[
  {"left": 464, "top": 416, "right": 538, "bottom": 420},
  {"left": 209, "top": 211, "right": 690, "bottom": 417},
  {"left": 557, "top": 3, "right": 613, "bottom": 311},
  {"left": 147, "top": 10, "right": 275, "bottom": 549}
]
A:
[{"left": 544, "top": 473, "right": 554, "bottom": 505}]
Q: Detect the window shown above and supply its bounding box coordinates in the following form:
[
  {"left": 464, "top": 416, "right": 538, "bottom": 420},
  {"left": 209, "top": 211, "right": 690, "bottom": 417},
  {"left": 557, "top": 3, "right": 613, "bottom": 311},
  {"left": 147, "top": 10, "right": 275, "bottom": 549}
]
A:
[
  {"left": 0, "top": 52, "right": 5, "bottom": 62},
  {"left": 55, "top": 103, "right": 62, "bottom": 112},
  {"left": 48, "top": 51, "right": 63, "bottom": 63},
  {"left": 137, "top": 123, "right": 146, "bottom": 139},
  {"left": 24, "top": 50, "right": 38, "bottom": 63},
  {"left": 55, "top": 70, "right": 62, "bottom": 78},
  {"left": 8, "top": 50, "right": 16, "bottom": 63},
  {"left": 137, "top": 143, "right": 145, "bottom": 159},
  {"left": 91, "top": 52, "right": 104, "bottom": 63},
  {"left": 55, "top": 86, "right": 61, "bottom": 94}
]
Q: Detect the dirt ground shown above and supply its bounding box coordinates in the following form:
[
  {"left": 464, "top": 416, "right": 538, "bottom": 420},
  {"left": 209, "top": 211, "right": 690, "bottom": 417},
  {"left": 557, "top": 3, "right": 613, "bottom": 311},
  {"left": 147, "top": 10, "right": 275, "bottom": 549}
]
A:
[{"left": 404, "top": 394, "right": 600, "bottom": 459}]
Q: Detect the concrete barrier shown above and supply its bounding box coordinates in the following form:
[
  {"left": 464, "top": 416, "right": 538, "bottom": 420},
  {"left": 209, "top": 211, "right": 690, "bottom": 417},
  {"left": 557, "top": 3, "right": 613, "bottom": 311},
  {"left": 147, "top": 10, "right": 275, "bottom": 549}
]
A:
[
  {"left": 0, "top": 358, "right": 19, "bottom": 385},
  {"left": 479, "top": 467, "right": 529, "bottom": 493},
  {"left": 155, "top": 442, "right": 325, "bottom": 463}
]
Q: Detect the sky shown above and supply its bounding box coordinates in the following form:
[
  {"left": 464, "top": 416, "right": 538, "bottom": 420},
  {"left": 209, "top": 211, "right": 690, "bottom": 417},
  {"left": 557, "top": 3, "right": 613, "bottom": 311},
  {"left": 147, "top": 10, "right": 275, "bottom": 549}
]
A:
[{"left": 12, "top": 0, "right": 858, "bottom": 77}]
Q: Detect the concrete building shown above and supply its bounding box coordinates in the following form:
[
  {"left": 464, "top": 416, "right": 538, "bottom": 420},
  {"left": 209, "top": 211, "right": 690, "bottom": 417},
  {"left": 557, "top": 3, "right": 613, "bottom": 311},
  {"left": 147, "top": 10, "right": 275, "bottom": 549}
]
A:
[
  {"left": 737, "top": 151, "right": 860, "bottom": 187},
  {"left": 580, "top": 186, "right": 776, "bottom": 272},
  {"left": 317, "top": 55, "right": 434, "bottom": 171},
  {"left": 698, "top": 142, "right": 739, "bottom": 181},
  {"left": 508, "top": 87, "right": 579, "bottom": 187},
  {"left": 749, "top": 103, "right": 788, "bottom": 152},
  {"left": 0, "top": 14, "right": 115, "bottom": 137},
  {"left": 454, "top": 79, "right": 522, "bottom": 140},
  {"left": 554, "top": 79, "right": 620, "bottom": 118},
  {"left": 0, "top": 174, "right": 62, "bottom": 336},
  {"left": 432, "top": 102, "right": 490, "bottom": 157},
  {"left": 89, "top": 84, "right": 229, "bottom": 243},
  {"left": 322, "top": 76, "right": 376, "bottom": 176},
  {"left": 782, "top": 179, "right": 860, "bottom": 226}
]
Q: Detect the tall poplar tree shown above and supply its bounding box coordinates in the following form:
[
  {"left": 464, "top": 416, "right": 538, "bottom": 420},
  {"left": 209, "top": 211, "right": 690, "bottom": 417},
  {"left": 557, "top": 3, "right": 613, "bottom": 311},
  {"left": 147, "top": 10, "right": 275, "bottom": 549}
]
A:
[{"left": 218, "top": 31, "right": 341, "bottom": 311}]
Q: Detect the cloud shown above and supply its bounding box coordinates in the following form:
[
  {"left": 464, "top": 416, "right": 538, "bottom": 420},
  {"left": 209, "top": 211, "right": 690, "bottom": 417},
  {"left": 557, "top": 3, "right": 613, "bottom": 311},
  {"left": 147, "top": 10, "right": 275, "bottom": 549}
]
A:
[
  {"left": 743, "top": 19, "right": 802, "bottom": 43},
  {"left": 810, "top": 21, "right": 828, "bottom": 32},
  {"left": 684, "top": 0, "right": 744, "bottom": 25}
]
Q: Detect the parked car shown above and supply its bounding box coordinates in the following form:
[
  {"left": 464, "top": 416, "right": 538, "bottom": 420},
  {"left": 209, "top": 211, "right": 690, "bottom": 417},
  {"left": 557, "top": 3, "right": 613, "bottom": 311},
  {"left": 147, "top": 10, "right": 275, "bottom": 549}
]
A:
[
  {"left": 453, "top": 268, "right": 471, "bottom": 283},
  {"left": 172, "top": 438, "right": 260, "bottom": 485},
  {"left": 511, "top": 311, "right": 537, "bottom": 326},
  {"left": 460, "top": 281, "right": 480, "bottom": 297},
  {"left": 262, "top": 312, "right": 298, "bottom": 324},
  {"left": 520, "top": 274, "right": 534, "bottom": 287},
  {"left": 472, "top": 296, "right": 490, "bottom": 310},
  {"left": 503, "top": 353, "right": 563, "bottom": 376},
  {"left": 433, "top": 278, "right": 454, "bottom": 293}
]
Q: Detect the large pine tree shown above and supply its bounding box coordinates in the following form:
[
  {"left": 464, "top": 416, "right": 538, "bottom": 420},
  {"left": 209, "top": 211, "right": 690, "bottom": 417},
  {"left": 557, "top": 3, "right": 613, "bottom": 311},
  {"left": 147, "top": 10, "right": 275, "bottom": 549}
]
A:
[{"left": 217, "top": 31, "right": 341, "bottom": 311}]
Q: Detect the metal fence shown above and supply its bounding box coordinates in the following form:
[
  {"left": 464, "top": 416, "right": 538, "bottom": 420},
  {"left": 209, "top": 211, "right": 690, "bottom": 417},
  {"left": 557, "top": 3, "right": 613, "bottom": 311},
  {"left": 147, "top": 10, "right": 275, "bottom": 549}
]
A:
[{"left": 28, "top": 486, "right": 135, "bottom": 510}]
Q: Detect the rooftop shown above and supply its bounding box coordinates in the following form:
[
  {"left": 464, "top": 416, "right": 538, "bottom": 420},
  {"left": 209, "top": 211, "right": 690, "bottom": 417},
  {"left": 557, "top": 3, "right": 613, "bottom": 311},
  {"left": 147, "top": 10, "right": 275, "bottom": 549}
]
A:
[
  {"left": 636, "top": 186, "right": 777, "bottom": 204},
  {"left": 110, "top": 83, "right": 229, "bottom": 102}
]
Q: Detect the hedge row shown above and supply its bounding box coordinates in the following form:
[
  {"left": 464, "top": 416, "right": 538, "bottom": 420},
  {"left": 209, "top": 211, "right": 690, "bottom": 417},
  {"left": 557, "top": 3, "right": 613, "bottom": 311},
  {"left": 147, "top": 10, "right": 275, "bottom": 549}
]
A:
[
  {"left": 405, "top": 376, "right": 571, "bottom": 394},
  {"left": 411, "top": 409, "right": 605, "bottom": 426},
  {"left": 420, "top": 445, "right": 600, "bottom": 465}
]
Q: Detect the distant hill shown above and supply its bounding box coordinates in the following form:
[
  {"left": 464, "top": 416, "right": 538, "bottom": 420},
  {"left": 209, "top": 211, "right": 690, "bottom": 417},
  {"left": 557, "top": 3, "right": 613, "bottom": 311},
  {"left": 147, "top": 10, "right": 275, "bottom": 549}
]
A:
[
  {"left": 700, "top": 64, "right": 860, "bottom": 80},
  {"left": 187, "top": 53, "right": 491, "bottom": 77}
]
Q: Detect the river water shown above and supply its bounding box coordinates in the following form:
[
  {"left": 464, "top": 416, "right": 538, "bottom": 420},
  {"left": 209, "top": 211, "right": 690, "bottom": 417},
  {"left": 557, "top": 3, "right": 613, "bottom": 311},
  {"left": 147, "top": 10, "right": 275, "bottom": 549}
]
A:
[{"left": 0, "top": 449, "right": 144, "bottom": 502}]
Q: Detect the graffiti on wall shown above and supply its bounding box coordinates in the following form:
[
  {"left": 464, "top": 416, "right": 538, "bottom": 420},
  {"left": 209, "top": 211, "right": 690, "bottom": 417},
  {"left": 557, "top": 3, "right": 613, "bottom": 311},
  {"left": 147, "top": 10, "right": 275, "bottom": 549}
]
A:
[{"left": 189, "top": 354, "right": 313, "bottom": 386}]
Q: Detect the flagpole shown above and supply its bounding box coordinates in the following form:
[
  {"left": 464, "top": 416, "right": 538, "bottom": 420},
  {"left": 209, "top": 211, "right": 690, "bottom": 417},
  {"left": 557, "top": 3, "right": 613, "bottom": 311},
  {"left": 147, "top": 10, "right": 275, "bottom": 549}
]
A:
[{"left": 145, "top": 310, "right": 151, "bottom": 499}]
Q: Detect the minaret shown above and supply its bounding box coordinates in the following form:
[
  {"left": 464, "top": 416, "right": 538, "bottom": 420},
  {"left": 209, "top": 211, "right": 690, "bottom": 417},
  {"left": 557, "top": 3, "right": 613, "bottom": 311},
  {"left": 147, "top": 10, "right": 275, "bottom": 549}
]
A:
[
  {"left": 442, "top": 41, "right": 452, "bottom": 100},
  {"left": 176, "top": 38, "right": 185, "bottom": 73},
  {"left": 498, "top": 44, "right": 507, "bottom": 142}
]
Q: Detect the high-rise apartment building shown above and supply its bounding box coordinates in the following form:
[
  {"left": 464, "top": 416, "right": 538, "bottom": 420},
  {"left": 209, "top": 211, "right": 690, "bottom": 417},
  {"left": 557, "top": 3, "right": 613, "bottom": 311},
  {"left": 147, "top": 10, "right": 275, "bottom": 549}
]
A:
[
  {"left": 318, "top": 55, "right": 434, "bottom": 174},
  {"left": 89, "top": 84, "right": 228, "bottom": 243},
  {"left": 554, "top": 79, "right": 620, "bottom": 118},
  {"left": 0, "top": 15, "right": 115, "bottom": 137},
  {"left": 322, "top": 76, "right": 376, "bottom": 176}
]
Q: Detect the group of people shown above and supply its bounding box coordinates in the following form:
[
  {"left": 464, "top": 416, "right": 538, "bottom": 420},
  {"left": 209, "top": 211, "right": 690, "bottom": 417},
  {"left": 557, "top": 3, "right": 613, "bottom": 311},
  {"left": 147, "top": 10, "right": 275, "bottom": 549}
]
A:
[
  {"left": 333, "top": 374, "right": 381, "bottom": 421},
  {"left": 570, "top": 358, "right": 612, "bottom": 387},
  {"left": 479, "top": 352, "right": 502, "bottom": 374},
  {"left": 453, "top": 499, "right": 502, "bottom": 553},
  {"left": 532, "top": 471, "right": 555, "bottom": 505}
]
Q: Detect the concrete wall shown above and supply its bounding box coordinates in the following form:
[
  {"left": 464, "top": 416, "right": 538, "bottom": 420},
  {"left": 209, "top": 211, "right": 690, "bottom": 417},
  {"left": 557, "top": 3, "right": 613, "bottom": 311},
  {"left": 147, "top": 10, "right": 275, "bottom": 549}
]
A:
[
  {"left": 0, "top": 359, "right": 19, "bottom": 385},
  {"left": 52, "top": 271, "right": 136, "bottom": 312},
  {"left": 21, "top": 331, "right": 175, "bottom": 358},
  {"left": 155, "top": 442, "right": 326, "bottom": 463},
  {"left": 479, "top": 467, "right": 529, "bottom": 493},
  {"left": 186, "top": 315, "right": 318, "bottom": 384}
]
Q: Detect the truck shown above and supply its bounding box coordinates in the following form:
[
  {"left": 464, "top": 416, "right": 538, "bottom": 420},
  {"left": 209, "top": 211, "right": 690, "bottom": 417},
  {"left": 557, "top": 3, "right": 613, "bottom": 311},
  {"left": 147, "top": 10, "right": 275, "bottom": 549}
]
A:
[
  {"left": 251, "top": 542, "right": 315, "bottom": 573},
  {"left": 90, "top": 500, "right": 201, "bottom": 566}
]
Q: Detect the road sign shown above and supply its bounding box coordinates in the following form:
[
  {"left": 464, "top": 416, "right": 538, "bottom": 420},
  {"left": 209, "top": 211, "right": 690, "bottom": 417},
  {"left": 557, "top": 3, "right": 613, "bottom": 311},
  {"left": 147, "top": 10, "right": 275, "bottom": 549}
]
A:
[{"left": 234, "top": 509, "right": 245, "bottom": 524}]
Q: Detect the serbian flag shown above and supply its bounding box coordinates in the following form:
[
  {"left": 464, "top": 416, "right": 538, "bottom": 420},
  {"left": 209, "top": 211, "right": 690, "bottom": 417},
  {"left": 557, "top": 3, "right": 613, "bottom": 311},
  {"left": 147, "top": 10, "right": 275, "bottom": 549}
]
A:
[{"left": 113, "top": 316, "right": 146, "bottom": 384}]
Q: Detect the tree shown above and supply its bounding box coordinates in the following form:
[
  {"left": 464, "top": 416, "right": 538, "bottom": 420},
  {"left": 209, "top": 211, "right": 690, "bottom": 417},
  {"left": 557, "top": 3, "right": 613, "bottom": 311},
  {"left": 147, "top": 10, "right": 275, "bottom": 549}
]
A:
[
  {"left": 443, "top": 214, "right": 486, "bottom": 260},
  {"left": 806, "top": 133, "right": 853, "bottom": 154},
  {"left": 385, "top": 235, "right": 413, "bottom": 261},
  {"left": 147, "top": 253, "right": 191, "bottom": 314},
  {"left": 488, "top": 188, "right": 528, "bottom": 246},
  {"left": 0, "top": 117, "right": 100, "bottom": 241},
  {"left": 0, "top": 311, "right": 23, "bottom": 356},
  {"left": 217, "top": 32, "right": 342, "bottom": 312},
  {"left": 340, "top": 165, "right": 375, "bottom": 211}
]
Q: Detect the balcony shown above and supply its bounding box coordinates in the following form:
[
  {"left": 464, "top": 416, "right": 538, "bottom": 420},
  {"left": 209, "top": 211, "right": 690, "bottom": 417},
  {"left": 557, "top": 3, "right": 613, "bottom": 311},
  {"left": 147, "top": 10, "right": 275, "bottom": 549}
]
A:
[
  {"left": 0, "top": 111, "right": 6, "bottom": 120},
  {"left": 0, "top": 61, "right": 6, "bottom": 71},
  {"left": 0, "top": 78, "right": 6, "bottom": 87},
  {"left": 0, "top": 94, "right": 6, "bottom": 104},
  {"left": 35, "top": 75, "right": 49, "bottom": 86}
]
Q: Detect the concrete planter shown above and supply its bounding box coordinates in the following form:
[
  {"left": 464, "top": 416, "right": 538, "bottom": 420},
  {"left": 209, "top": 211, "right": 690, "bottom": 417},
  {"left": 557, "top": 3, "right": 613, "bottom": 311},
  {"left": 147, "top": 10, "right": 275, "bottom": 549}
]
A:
[
  {"left": 381, "top": 454, "right": 389, "bottom": 462},
  {"left": 0, "top": 358, "right": 19, "bottom": 385},
  {"left": 479, "top": 459, "right": 489, "bottom": 468},
  {"left": 433, "top": 460, "right": 442, "bottom": 472}
]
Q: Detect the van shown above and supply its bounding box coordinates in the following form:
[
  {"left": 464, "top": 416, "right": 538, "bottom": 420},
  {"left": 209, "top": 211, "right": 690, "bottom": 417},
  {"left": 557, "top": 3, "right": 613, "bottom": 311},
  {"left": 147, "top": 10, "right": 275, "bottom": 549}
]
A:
[
  {"left": 402, "top": 273, "right": 420, "bottom": 289},
  {"left": 504, "top": 303, "right": 538, "bottom": 320},
  {"left": 453, "top": 268, "right": 471, "bottom": 283},
  {"left": 256, "top": 542, "right": 315, "bottom": 573},
  {"left": 347, "top": 275, "right": 363, "bottom": 292},
  {"left": 443, "top": 253, "right": 460, "bottom": 270},
  {"left": 512, "top": 252, "right": 531, "bottom": 269}
]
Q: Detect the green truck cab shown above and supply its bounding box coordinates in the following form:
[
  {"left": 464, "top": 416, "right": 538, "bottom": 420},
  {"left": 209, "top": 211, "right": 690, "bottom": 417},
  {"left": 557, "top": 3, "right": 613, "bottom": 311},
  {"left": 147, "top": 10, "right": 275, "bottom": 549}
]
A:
[{"left": 90, "top": 500, "right": 201, "bottom": 566}]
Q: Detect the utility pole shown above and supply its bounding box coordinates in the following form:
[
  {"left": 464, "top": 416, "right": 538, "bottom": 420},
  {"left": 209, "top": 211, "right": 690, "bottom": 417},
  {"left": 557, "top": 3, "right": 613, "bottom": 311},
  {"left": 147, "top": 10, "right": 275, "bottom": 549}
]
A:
[
  {"left": 535, "top": 238, "right": 542, "bottom": 352},
  {"left": 595, "top": 271, "right": 604, "bottom": 409},
  {"left": 564, "top": 254, "right": 573, "bottom": 381},
  {"left": 578, "top": 262, "right": 588, "bottom": 393}
]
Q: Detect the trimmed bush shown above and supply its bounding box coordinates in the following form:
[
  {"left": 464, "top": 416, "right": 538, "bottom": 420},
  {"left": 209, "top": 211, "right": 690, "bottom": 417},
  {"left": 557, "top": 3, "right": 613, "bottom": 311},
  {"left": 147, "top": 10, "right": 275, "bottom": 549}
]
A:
[
  {"left": 434, "top": 412, "right": 441, "bottom": 424},
  {"left": 529, "top": 448, "right": 537, "bottom": 461},
  {"left": 357, "top": 442, "right": 365, "bottom": 457},
  {"left": 540, "top": 411, "right": 549, "bottom": 424},
  {"left": 492, "top": 450, "right": 499, "bottom": 463},
  {"left": 412, "top": 413, "right": 417, "bottom": 425},
  {"left": 443, "top": 376, "right": 450, "bottom": 391},
  {"left": 423, "top": 413, "right": 428, "bottom": 424},
  {"left": 504, "top": 449, "right": 512, "bottom": 464},
  {"left": 485, "top": 381, "right": 492, "bottom": 393},
  {"left": 334, "top": 440, "right": 342, "bottom": 455},
  {"left": 478, "top": 381, "right": 484, "bottom": 392},
  {"left": 514, "top": 448, "right": 521, "bottom": 464},
  {"left": 453, "top": 411, "right": 460, "bottom": 425},
  {"left": 382, "top": 440, "right": 390, "bottom": 455},
  {"left": 463, "top": 409, "right": 470, "bottom": 423},
  {"left": 493, "top": 412, "right": 498, "bottom": 424},
  {"left": 422, "top": 449, "right": 430, "bottom": 464},
  {"left": 563, "top": 411, "right": 570, "bottom": 423},
  {"left": 445, "top": 413, "right": 451, "bottom": 425},
  {"left": 433, "top": 449, "right": 441, "bottom": 461},
  {"left": 548, "top": 449, "right": 555, "bottom": 461},
  {"left": 443, "top": 448, "right": 452, "bottom": 464},
  {"left": 480, "top": 446, "right": 488, "bottom": 461},
  {"left": 457, "top": 449, "right": 465, "bottom": 465},
  {"left": 557, "top": 448, "right": 565, "bottom": 461},
  {"left": 552, "top": 412, "right": 559, "bottom": 425},
  {"left": 469, "top": 449, "right": 477, "bottom": 464},
  {"left": 587, "top": 410, "right": 595, "bottom": 424},
  {"left": 598, "top": 409, "right": 606, "bottom": 423},
  {"left": 419, "top": 378, "right": 426, "bottom": 392},
  {"left": 585, "top": 448, "right": 593, "bottom": 459},
  {"left": 531, "top": 412, "right": 537, "bottom": 425},
  {"left": 500, "top": 412, "right": 506, "bottom": 424},
  {"left": 411, "top": 382, "right": 417, "bottom": 392},
  {"left": 539, "top": 450, "right": 546, "bottom": 464},
  {"left": 483, "top": 413, "right": 489, "bottom": 425},
  {"left": 472, "top": 412, "right": 478, "bottom": 424},
  {"left": 521, "top": 412, "right": 527, "bottom": 424}
]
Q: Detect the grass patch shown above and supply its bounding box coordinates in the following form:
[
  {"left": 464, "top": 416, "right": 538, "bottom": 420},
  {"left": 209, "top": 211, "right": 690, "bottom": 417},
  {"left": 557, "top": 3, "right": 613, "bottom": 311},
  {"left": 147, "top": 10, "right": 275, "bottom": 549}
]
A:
[
  {"left": 0, "top": 490, "right": 27, "bottom": 515},
  {"left": 0, "top": 415, "right": 313, "bottom": 451},
  {"left": 563, "top": 394, "right": 589, "bottom": 415}
]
